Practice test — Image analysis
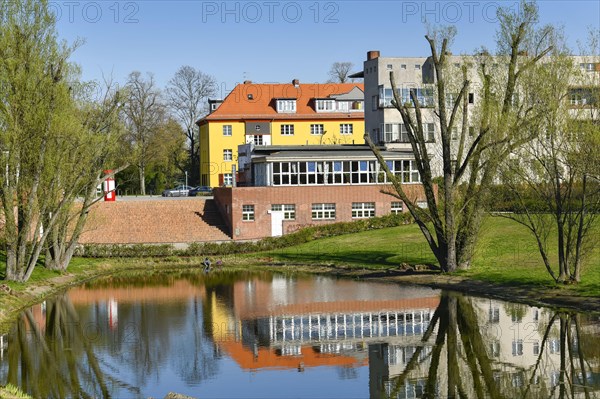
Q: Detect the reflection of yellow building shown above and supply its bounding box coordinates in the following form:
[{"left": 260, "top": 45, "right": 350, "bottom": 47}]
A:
[
  {"left": 197, "top": 81, "right": 364, "bottom": 187},
  {"left": 205, "top": 275, "right": 440, "bottom": 372}
]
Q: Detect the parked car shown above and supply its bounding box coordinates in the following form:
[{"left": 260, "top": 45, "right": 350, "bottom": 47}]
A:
[
  {"left": 189, "top": 186, "right": 213, "bottom": 196},
  {"left": 162, "top": 185, "right": 193, "bottom": 197}
]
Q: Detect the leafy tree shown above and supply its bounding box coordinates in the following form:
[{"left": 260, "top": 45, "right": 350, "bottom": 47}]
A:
[
  {"left": 365, "top": 1, "right": 553, "bottom": 272},
  {"left": 146, "top": 117, "right": 188, "bottom": 194},
  {"left": 496, "top": 37, "right": 600, "bottom": 283},
  {"left": 167, "top": 66, "right": 217, "bottom": 186},
  {"left": 327, "top": 61, "right": 354, "bottom": 83},
  {"left": 43, "top": 81, "right": 128, "bottom": 271},
  {"left": 0, "top": 0, "right": 81, "bottom": 281}
]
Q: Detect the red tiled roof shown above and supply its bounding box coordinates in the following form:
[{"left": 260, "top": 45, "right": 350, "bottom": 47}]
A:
[{"left": 199, "top": 82, "right": 364, "bottom": 123}]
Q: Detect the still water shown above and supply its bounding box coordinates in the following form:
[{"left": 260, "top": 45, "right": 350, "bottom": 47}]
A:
[{"left": 1, "top": 271, "right": 599, "bottom": 398}]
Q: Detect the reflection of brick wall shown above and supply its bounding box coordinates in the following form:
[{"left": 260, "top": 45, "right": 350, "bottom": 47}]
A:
[
  {"left": 223, "top": 184, "right": 430, "bottom": 240},
  {"left": 78, "top": 199, "right": 230, "bottom": 244}
]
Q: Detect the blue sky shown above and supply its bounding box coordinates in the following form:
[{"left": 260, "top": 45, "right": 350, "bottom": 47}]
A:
[{"left": 54, "top": 0, "right": 599, "bottom": 97}]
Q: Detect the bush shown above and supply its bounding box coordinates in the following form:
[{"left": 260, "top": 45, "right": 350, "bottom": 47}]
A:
[{"left": 76, "top": 212, "right": 413, "bottom": 259}]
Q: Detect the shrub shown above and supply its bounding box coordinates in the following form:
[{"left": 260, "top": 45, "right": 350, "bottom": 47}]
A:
[{"left": 76, "top": 213, "right": 413, "bottom": 259}]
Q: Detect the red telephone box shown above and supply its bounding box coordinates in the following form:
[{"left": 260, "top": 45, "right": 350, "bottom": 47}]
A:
[{"left": 103, "top": 170, "right": 116, "bottom": 202}]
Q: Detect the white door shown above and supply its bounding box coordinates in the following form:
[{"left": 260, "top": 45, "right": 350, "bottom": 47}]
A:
[{"left": 269, "top": 210, "right": 285, "bottom": 237}]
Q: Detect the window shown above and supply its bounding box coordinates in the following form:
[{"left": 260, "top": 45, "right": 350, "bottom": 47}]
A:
[
  {"left": 222, "top": 125, "right": 232, "bottom": 136},
  {"left": 272, "top": 204, "right": 295, "bottom": 220},
  {"left": 548, "top": 339, "right": 560, "bottom": 354},
  {"left": 340, "top": 124, "right": 353, "bottom": 135},
  {"left": 247, "top": 135, "right": 264, "bottom": 145},
  {"left": 469, "top": 126, "right": 475, "bottom": 137},
  {"left": 270, "top": 159, "right": 420, "bottom": 186},
  {"left": 352, "top": 202, "right": 375, "bottom": 218},
  {"left": 512, "top": 340, "right": 523, "bottom": 356},
  {"left": 312, "top": 203, "right": 336, "bottom": 220},
  {"left": 386, "top": 64, "right": 393, "bottom": 70},
  {"left": 451, "top": 127, "right": 458, "bottom": 140},
  {"left": 533, "top": 341, "right": 540, "bottom": 355},
  {"left": 276, "top": 99, "right": 296, "bottom": 113},
  {"left": 223, "top": 173, "right": 233, "bottom": 186},
  {"left": 580, "top": 62, "right": 595, "bottom": 71},
  {"left": 489, "top": 341, "right": 500, "bottom": 358},
  {"left": 423, "top": 123, "right": 435, "bottom": 142},
  {"left": 242, "top": 205, "right": 254, "bottom": 221},
  {"left": 488, "top": 307, "right": 500, "bottom": 323},
  {"left": 281, "top": 124, "right": 294, "bottom": 135},
  {"left": 415, "top": 64, "right": 420, "bottom": 69},
  {"left": 372, "top": 95, "right": 379, "bottom": 111},
  {"left": 223, "top": 149, "right": 233, "bottom": 161},
  {"left": 316, "top": 99, "right": 335, "bottom": 112},
  {"left": 310, "top": 124, "right": 324, "bottom": 135},
  {"left": 391, "top": 201, "right": 403, "bottom": 214},
  {"left": 468, "top": 93, "right": 474, "bottom": 104},
  {"left": 401, "top": 64, "right": 407, "bottom": 69},
  {"left": 381, "top": 86, "right": 434, "bottom": 107}
]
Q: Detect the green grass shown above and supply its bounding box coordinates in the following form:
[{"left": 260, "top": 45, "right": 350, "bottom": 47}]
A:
[
  {"left": 258, "top": 216, "right": 600, "bottom": 296},
  {"left": 261, "top": 222, "right": 437, "bottom": 268}
]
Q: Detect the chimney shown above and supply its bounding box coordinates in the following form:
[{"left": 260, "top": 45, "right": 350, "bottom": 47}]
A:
[
  {"left": 292, "top": 79, "right": 300, "bottom": 87},
  {"left": 243, "top": 80, "right": 252, "bottom": 84},
  {"left": 367, "top": 50, "right": 380, "bottom": 60}
]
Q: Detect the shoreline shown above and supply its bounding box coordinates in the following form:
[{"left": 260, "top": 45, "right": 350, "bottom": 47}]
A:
[{"left": 2, "top": 258, "right": 599, "bottom": 334}]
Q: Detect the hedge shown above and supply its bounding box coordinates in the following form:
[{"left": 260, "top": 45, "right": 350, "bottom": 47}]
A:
[{"left": 75, "top": 212, "right": 413, "bottom": 258}]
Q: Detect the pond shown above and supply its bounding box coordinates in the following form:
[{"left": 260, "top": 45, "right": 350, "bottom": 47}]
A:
[{"left": 1, "top": 271, "right": 599, "bottom": 398}]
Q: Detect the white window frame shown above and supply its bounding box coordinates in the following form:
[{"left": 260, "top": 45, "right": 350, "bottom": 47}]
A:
[
  {"left": 223, "top": 149, "right": 233, "bottom": 161},
  {"left": 276, "top": 99, "right": 296, "bottom": 113},
  {"left": 281, "top": 124, "right": 294, "bottom": 136},
  {"left": 272, "top": 204, "right": 295, "bottom": 220},
  {"left": 223, "top": 173, "right": 233, "bottom": 186},
  {"left": 352, "top": 202, "right": 375, "bottom": 219},
  {"left": 222, "top": 125, "right": 232, "bottom": 136},
  {"left": 242, "top": 205, "right": 255, "bottom": 221},
  {"left": 390, "top": 201, "right": 403, "bottom": 214},
  {"left": 310, "top": 124, "right": 324, "bottom": 135},
  {"left": 339, "top": 123, "right": 353, "bottom": 135},
  {"left": 316, "top": 99, "right": 335, "bottom": 112},
  {"left": 312, "top": 203, "right": 336, "bottom": 220}
]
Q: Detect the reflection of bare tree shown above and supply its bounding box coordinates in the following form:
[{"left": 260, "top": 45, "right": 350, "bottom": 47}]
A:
[
  {"left": 521, "top": 312, "right": 595, "bottom": 399},
  {"left": 170, "top": 296, "right": 220, "bottom": 385},
  {"left": 5, "top": 294, "right": 135, "bottom": 398},
  {"left": 387, "top": 292, "right": 504, "bottom": 398},
  {"left": 384, "top": 293, "right": 600, "bottom": 399}
]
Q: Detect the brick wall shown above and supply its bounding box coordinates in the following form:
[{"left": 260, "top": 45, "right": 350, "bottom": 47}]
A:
[
  {"left": 224, "top": 184, "right": 429, "bottom": 240},
  {"left": 78, "top": 199, "right": 230, "bottom": 244}
]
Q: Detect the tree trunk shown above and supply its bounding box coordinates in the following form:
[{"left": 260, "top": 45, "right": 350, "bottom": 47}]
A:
[{"left": 139, "top": 164, "right": 146, "bottom": 195}]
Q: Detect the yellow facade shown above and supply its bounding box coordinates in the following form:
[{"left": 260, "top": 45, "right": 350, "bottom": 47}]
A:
[{"left": 200, "top": 119, "right": 364, "bottom": 187}]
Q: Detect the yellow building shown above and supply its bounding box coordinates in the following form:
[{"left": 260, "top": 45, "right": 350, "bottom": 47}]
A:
[{"left": 197, "top": 80, "right": 365, "bottom": 187}]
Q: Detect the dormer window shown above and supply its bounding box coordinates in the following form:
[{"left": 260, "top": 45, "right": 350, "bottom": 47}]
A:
[
  {"left": 316, "top": 99, "right": 335, "bottom": 112},
  {"left": 276, "top": 99, "right": 296, "bottom": 113}
]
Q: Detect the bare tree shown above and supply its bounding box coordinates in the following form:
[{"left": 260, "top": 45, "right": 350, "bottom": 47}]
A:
[
  {"left": 167, "top": 66, "right": 217, "bottom": 186},
  {"left": 122, "top": 71, "right": 165, "bottom": 195},
  {"left": 364, "top": 2, "right": 553, "bottom": 272},
  {"left": 328, "top": 62, "right": 354, "bottom": 83}
]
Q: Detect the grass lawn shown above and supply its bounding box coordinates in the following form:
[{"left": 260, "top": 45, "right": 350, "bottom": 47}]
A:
[{"left": 259, "top": 216, "right": 600, "bottom": 296}]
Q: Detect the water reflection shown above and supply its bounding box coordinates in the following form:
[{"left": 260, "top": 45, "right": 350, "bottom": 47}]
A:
[{"left": 0, "top": 272, "right": 599, "bottom": 398}]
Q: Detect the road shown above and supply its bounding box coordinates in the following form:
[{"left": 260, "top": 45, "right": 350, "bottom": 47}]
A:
[{"left": 111, "top": 195, "right": 213, "bottom": 202}]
